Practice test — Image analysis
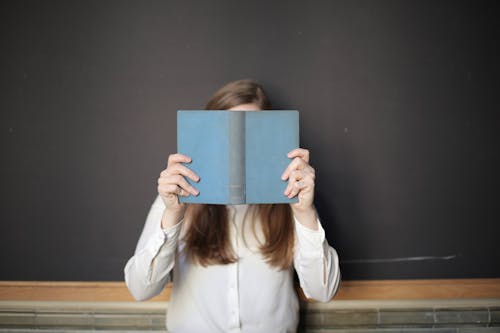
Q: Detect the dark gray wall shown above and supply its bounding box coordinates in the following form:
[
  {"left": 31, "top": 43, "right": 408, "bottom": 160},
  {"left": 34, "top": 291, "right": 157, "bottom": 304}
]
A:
[{"left": 1, "top": 1, "right": 499, "bottom": 281}]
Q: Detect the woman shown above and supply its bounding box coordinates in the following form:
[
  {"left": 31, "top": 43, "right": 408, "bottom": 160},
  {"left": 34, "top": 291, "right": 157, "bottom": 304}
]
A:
[{"left": 124, "top": 79, "right": 340, "bottom": 333}]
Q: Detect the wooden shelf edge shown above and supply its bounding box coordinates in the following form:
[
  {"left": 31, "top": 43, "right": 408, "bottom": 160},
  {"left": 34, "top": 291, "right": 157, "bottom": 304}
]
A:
[{"left": 1, "top": 278, "right": 499, "bottom": 302}]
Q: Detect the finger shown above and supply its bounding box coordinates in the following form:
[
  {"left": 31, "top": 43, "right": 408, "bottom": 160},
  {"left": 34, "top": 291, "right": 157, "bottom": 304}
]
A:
[
  {"left": 288, "top": 182, "right": 304, "bottom": 198},
  {"left": 158, "top": 184, "right": 190, "bottom": 198},
  {"left": 167, "top": 153, "right": 192, "bottom": 167},
  {"left": 287, "top": 148, "right": 309, "bottom": 163},
  {"left": 159, "top": 175, "right": 199, "bottom": 196},
  {"left": 165, "top": 163, "right": 200, "bottom": 182},
  {"left": 158, "top": 183, "right": 181, "bottom": 197},
  {"left": 284, "top": 169, "right": 304, "bottom": 196},
  {"left": 171, "top": 175, "right": 199, "bottom": 196},
  {"left": 177, "top": 188, "right": 190, "bottom": 197},
  {"left": 284, "top": 167, "right": 316, "bottom": 196},
  {"left": 288, "top": 178, "right": 314, "bottom": 198},
  {"left": 160, "top": 164, "right": 200, "bottom": 182},
  {"left": 281, "top": 156, "right": 308, "bottom": 181}
]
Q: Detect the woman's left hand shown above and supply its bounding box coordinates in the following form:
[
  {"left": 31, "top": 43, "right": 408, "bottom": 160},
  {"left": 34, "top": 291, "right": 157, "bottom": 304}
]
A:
[{"left": 281, "top": 148, "right": 316, "bottom": 212}]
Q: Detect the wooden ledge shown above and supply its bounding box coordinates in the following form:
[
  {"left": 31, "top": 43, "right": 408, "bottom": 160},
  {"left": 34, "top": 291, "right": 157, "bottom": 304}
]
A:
[
  {"left": 2, "top": 298, "right": 500, "bottom": 311},
  {"left": 0, "top": 279, "right": 499, "bottom": 302},
  {"left": 335, "top": 278, "right": 500, "bottom": 300}
]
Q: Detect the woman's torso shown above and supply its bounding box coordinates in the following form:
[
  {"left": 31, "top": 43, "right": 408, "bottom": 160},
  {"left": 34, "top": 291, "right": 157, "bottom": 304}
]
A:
[{"left": 166, "top": 204, "right": 299, "bottom": 333}]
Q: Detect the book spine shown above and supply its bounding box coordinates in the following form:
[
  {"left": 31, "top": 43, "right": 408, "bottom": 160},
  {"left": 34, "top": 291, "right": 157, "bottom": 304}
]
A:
[{"left": 229, "top": 112, "right": 245, "bottom": 204}]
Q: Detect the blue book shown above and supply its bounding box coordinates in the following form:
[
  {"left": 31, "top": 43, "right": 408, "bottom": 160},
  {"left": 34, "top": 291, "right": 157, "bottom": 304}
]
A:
[{"left": 177, "top": 110, "right": 299, "bottom": 204}]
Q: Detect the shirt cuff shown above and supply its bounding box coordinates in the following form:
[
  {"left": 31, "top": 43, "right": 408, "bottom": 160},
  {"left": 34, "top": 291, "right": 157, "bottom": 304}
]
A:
[
  {"left": 161, "top": 220, "right": 183, "bottom": 239},
  {"left": 146, "top": 220, "right": 182, "bottom": 257},
  {"left": 294, "top": 216, "right": 326, "bottom": 257},
  {"left": 147, "top": 220, "right": 181, "bottom": 260}
]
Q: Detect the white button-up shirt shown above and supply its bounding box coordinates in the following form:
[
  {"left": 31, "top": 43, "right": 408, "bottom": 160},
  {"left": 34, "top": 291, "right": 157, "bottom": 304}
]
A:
[{"left": 124, "top": 196, "right": 340, "bottom": 333}]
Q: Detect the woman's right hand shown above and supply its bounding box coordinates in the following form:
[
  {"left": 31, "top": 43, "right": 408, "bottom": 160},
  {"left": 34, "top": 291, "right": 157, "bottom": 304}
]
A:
[{"left": 157, "top": 153, "right": 199, "bottom": 225}]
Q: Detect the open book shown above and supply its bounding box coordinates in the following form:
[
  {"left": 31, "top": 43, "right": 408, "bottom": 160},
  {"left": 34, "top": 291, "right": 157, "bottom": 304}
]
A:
[{"left": 177, "top": 110, "right": 299, "bottom": 204}]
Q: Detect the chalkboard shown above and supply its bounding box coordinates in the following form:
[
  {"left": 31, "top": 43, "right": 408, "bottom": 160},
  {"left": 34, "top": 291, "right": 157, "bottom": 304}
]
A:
[{"left": 1, "top": 1, "right": 499, "bottom": 281}]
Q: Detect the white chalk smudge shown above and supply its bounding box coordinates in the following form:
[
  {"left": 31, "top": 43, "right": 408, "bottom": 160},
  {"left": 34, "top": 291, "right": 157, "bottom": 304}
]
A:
[{"left": 342, "top": 254, "right": 458, "bottom": 264}]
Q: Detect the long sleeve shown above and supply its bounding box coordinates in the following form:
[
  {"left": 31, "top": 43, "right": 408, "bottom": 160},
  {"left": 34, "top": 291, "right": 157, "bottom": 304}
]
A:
[
  {"left": 124, "top": 195, "right": 182, "bottom": 301},
  {"left": 293, "top": 217, "right": 341, "bottom": 302}
]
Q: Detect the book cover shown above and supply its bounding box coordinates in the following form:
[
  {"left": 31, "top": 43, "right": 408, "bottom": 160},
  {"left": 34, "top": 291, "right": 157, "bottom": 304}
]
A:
[{"left": 177, "top": 110, "right": 299, "bottom": 204}]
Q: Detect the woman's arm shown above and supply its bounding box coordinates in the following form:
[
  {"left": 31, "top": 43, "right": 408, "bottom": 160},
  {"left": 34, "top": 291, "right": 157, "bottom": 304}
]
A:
[
  {"left": 293, "top": 214, "right": 341, "bottom": 302},
  {"left": 124, "top": 195, "right": 182, "bottom": 301},
  {"left": 124, "top": 153, "right": 199, "bottom": 301},
  {"left": 283, "top": 148, "right": 341, "bottom": 302}
]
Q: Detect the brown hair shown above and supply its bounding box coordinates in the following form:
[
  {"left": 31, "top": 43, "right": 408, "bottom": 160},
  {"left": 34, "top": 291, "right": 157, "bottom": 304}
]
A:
[
  {"left": 183, "top": 79, "right": 295, "bottom": 270},
  {"left": 205, "top": 79, "right": 272, "bottom": 110}
]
